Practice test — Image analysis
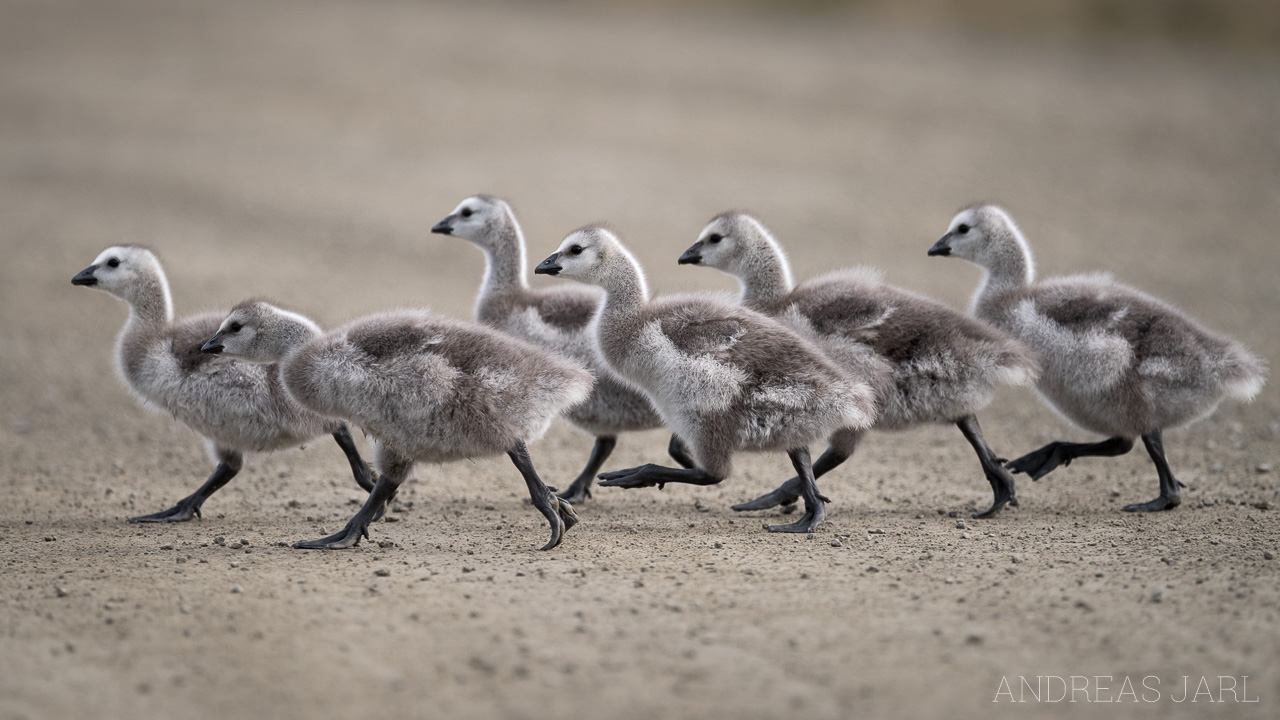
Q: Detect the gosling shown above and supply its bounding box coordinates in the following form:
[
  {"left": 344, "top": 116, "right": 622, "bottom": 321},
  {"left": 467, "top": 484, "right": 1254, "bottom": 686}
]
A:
[
  {"left": 72, "top": 245, "right": 376, "bottom": 523},
  {"left": 534, "top": 225, "right": 876, "bottom": 533},
  {"left": 929, "top": 204, "right": 1266, "bottom": 511},
  {"left": 680, "top": 212, "right": 1039, "bottom": 517},
  {"left": 201, "top": 301, "right": 593, "bottom": 549},
  {"left": 431, "top": 195, "right": 685, "bottom": 504}
]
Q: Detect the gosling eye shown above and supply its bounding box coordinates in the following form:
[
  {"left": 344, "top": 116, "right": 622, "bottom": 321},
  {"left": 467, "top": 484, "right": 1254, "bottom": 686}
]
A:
[
  {"left": 569, "top": 244, "right": 584, "bottom": 256},
  {"left": 228, "top": 322, "right": 243, "bottom": 333},
  {"left": 956, "top": 224, "right": 971, "bottom": 235},
  {"left": 460, "top": 207, "right": 473, "bottom": 219},
  {"left": 707, "top": 234, "right": 723, "bottom": 244},
  {"left": 106, "top": 257, "right": 120, "bottom": 268}
]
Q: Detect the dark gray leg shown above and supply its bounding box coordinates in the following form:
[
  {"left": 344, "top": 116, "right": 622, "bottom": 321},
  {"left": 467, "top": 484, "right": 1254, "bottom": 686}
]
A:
[
  {"left": 598, "top": 463, "right": 724, "bottom": 489},
  {"left": 556, "top": 435, "right": 616, "bottom": 505},
  {"left": 766, "top": 447, "right": 827, "bottom": 533},
  {"left": 129, "top": 448, "right": 244, "bottom": 523},
  {"left": 294, "top": 455, "right": 408, "bottom": 550},
  {"left": 1006, "top": 436, "right": 1135, "bottom": 480},
  {"left": 731, "top": 444, "right": 849, "bottom": 512},
  {"left": 667, "top": 434, "right": 696, "bottom": 469},
  {"left": 956, "top": 414, "right": 1018, "bottom": 519},
  {"left": 1124, "top": 428, "right": 1182, "bottom": 512},
  {"left": 331, "top": 425, "right": 377, "bottom": 492},
  {"left": 509, "top": 439, "right": 578, "bottom": 551}
]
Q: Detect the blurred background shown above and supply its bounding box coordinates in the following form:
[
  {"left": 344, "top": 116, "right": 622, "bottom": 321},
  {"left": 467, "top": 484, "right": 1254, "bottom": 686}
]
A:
[{"left": 2, "top": 1, "right": 1277, "bottom": 719}]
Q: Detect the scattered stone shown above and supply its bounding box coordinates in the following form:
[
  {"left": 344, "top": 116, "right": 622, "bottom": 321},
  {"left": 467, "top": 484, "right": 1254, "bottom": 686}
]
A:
[
  {"left": 830, "top": 538, "right": 842, "bottom": 548},
  {"left": 947, "top": 511, "right": 960, "bottom": 519},
  {"left": 954, "top": 519, "right": 966, "bottom": 530},
  {"left": 1256, "top": 463, "right": 1272, "bottom": 474},
  {"left": 213, "top": 536, "right": 226, "bottom": 546},
  {"left": 1109, "top": 488, "right": 1121, "bottom": 498},
  {"left": 1150, "top": 585, "right": 1164, "bottom": 603},
  {"left": 374, "top": 568, "right": 391, "bottom": 577},
  {"left": 43, "top": 536, "right": 56, "bottom": 542},
  {"left": 55, "top": 586, "right": 69, "bottom": 598},
  {"left": 1264, "top": 551, "right": 1274, "bottom": 561},
  {"left": 384, "top": 516, "right": 400, "bottom": 522},
  {"left": 868, "top": 528, "right": 885, "bottom": 535},
  {"left": 348, "top": 495, "right": 362, "bottom": 505},
  {"left": 866, "top": 566, "right": 879, "bottom": 573},
  {"left": 944, "top": 577, "right": 956, "bottom": 584},
  {"left": 378, "top": 540, "right": 395, "bottom": 549},
  {"left": 965, "top": 634, "right": 983, "bottom": 646},
  {"left": 228, "top": 541, "right": 243, "bottom": 550},
  {"left": 159, "top": 542, "right": 173, "bottom": 550},
  {"left": 231, "top": 585, "right": 244, "bottom": 594},
  {"left": 713, "top": 542, "right": 723, "bottom": 549},
  {"left": 693, "top": 499, "right": 710, "bottom": 513},
  {"left": 240, "top": 539, "right": 250, "bottom": 547},
  {"left": 1254, "top": 501, "right": 1272, "bottom": 511}
]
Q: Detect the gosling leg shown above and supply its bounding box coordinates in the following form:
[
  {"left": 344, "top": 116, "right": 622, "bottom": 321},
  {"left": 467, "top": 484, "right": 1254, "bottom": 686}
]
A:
[
  {"left": 509, "top": 439, "right": 578, "bottom": 551},
  {"left": 667, "top": 434, "right": 697, "bottom": 469},
  {"left": 597, "top": 464, "right": 724, "bottom": 489},
  {"left": 293, "top": 455, "right": 407, "bottom": 550},
  {"left": 732, "top": 429, "right": 860, "bottom": 512},
  {"left": 957, "top": 414, "right": 1019, "bottom": 519},
  {"left": 765, "top": 447, "right": 827, "bottom": 533},
  {"left": 1123, "top": 428, "right": 1182, "bottom": 512},
  {"left": 556, "top": 435, "right": 616, "bottom": 505},
  {"left": 1006, "top": 436, "right": 1135, "bottom": 480},
  {"left": 129, "top": 448, "right": 243, "bottom": 523},
  {"left": 331, "top": 425, "right": 391, "bottom": 522}
]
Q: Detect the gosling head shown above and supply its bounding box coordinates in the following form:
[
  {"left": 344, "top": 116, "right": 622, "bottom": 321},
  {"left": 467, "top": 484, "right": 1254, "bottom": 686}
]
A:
[
  {"left": 430, "top": 195, "right": 516, "bottom": 248},
  {"left": 928, "top": 204, "right": 1034, "bottom": 283},
  {"left": 535, "top": 225, "right": 647, "bottom": 296},
  {"left": 71, "top": 245, "right": 167, "bottom": 302},
  {"left": 201, "top": 300, "right": 321, "bottom": 363},
  {"left": 679, "top": 211, "right": 790, "bottom": 278}
]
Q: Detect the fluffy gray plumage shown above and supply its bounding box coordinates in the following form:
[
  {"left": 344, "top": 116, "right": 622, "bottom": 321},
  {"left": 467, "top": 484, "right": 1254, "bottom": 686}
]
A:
[
  {"left": 541, "top": 225, "right": 876, "bottom": 484},
  {"left": 681, "top": 212, "right": 1038, "bottom": 518},
  {"left": 688, "top": 212, "right": 1039, "bottom": 430},
  {"left": 72, "top": 245, "right": 374, "bottom": 523},
  {"left": 431, "top": 196, "right": 665, "bottom": 502},
  {"left": 209, "top": 301, "right": 594, "bottom": 548},
  {"left": 931, "top": 204, "right": 1266, "bottom": 511}
]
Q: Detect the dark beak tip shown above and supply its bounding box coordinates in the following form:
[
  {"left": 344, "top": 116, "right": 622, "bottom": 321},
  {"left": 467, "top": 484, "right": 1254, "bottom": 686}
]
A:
[
  {"left": 927, "top": 246, "right": 951, "bottom": 257},
  {"left": 678, "top": 255, "right": 702, "bottom": 265},
  {"left": 200, "top": 342, "right": 223, "bottom": 354},
  {"left": 430, "top": 224, "right": 452, "bottom": 236}
]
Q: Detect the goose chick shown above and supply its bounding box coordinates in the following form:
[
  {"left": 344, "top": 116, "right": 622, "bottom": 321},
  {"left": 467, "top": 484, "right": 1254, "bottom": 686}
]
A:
[
  {"left": 680, "top": 212, "right": 1040, "bottom": 518},
  {"left": 71, "top": 246, "right": 376, "bottom": 523},
  {"left": 929, "top": 204, "right": 1266, "bottom": 511},
  {"left": 431, "top": 196, "right": 684, "bottom": 505},
  {"left": 201, "top": 301, "right": 594, "bottom": 549},
  {"left": 534, "top": 225, "right": 876, "bottom": 533}
]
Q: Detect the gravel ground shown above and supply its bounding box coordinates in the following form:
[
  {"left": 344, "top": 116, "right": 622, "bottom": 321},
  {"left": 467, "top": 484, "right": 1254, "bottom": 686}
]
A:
[{"left": 1, "top": 1, "right": 1277, "bottom": 718}]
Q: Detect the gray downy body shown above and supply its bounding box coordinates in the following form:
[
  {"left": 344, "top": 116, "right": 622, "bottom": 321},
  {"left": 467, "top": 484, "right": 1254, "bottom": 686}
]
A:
[
  {"left": 431, "top": 196, "right": 667, "bottom": 503},
  {"left": 930, "top": 204, "right": 1266, "bottom": 512},
  {"left": 535, "top": 225, "right": 876, "bottom": 532},
  {"left": 71, "top": 245, "right": 375, "bottom": 524},
  {"left": 681, "top": 212, "right": 1040, "bottom": 517},
  {"left": 205, "top": 301, "right": 594, "bottom": 549}
]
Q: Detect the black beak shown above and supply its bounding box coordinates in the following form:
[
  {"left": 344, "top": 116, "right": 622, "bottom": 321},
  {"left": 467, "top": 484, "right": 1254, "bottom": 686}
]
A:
[
  {"left": 430, "top": 215, "right": 455, "bottom": 235},
  {"left": 927, "top": 234, "right": 952, "bottom": 257},
  {"left": 534, "top": 253, "right": 562, "bottom": 276},
  {"left": 71, "top": 265, "right": 99, "bottom": 286},
  {"left": 678, "top": 241, "right": 704, "bottom": 265},
  {"left": 200, "top": 333, "right": 224, "bottom": 354}
]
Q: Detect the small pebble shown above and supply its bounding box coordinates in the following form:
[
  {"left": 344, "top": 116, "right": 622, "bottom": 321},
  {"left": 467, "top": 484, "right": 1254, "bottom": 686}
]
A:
[
  {"left": 1264, "top": 551, "right": 1274, "bottom": 561},
  {"left": 55, "top": 587, "right": 69, "bottom": 598},
  {"left": 1256, "top": 463, "right": 1272, "bottom": 474},
  {"left": 954, "top": 519, "right": 966, "bottom": 530},
  {"left": 693, "top": 499, "right": 710, "bottom": 513},
  {"left": 213, "top": 536, "right": 226, "bottom": 546},
  {"left": 1150, "top": 585, "right": 1164, "bottom": 603},
  {"left": 231, "top": 585, "right": 243, "bottom": 594},
  {"left": 830, "top": 538, "right": 842, "bottom": 548},
  {"left": 160, "top": 542, "right": 173, "bottom": 550},
  {"left": 43, "top": 536, "right": 56, "bottom": 542},
  {"left": 378, "top": 540, "right": 395, "bottom": 549},
  {"left": 374, "top": 568, "right": 391, "bottom": 577},
  {"left": 866, "top": 566, "right": 879, "bottom": 573},
  {"left": 713, "top": 542, "right": 723, "bottom": 549}
]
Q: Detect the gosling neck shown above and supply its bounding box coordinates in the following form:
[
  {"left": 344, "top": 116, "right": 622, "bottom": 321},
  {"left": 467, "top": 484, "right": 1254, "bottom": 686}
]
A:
[
  {"left": 478, "top": 215, "right": 529, "bottom": 297},
  {"left": 598, "top": 255, "right": 650, "bottom": 320},
  {"left": 972, "top": 233, "right": 1035, "bottom": 315},
  {"left": 736, "top": 244, "right": 794, "bottom": 311},
  {"left": 123, "top": 267, "right": 175, "bottom": 331}
]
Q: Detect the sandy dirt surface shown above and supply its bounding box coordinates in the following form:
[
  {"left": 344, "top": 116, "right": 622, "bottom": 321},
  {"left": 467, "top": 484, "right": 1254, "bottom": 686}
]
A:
[{"left": 2, "top": 1, "right": 1278, "bottom": 718}]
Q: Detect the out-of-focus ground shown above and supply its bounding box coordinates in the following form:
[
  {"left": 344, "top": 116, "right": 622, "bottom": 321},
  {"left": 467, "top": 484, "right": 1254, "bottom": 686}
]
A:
[{"left": 1, "top": 1, "right": 1277, "bottom": 718}]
